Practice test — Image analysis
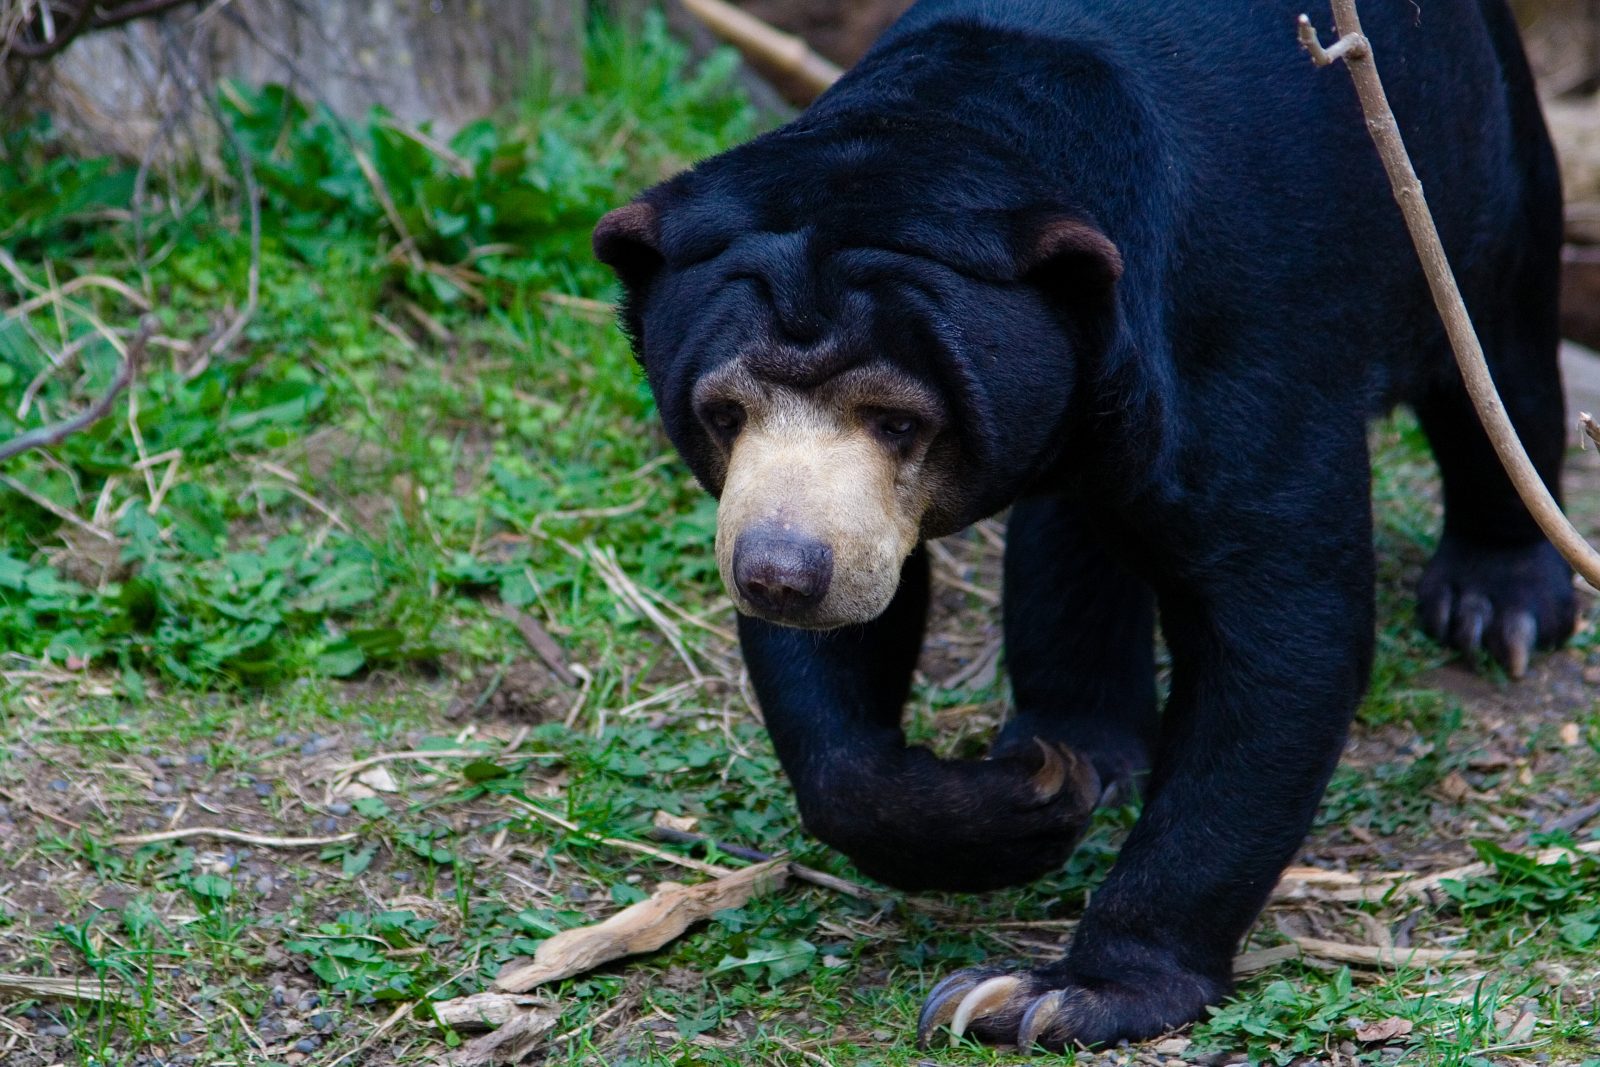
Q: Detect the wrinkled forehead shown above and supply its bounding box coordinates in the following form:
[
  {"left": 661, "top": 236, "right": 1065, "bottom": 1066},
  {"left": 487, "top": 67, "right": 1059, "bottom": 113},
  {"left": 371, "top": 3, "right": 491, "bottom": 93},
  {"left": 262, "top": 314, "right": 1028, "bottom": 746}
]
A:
[{"left": 693, "top": 354, "right": 945, "bottom": 423}]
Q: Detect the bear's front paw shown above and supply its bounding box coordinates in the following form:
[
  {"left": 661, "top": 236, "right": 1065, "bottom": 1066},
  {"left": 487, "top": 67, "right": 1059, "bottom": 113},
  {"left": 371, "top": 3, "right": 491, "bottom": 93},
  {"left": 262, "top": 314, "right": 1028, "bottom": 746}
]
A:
[
  {"left": 1418, "top": 537, "right": 1577, "bottom": 677},
  {"left": 916, "top": 961, "right": 1223, "bottom": 1051},
  {"left": 799, "top": 739, "right": 1101, "bottom": 892}
]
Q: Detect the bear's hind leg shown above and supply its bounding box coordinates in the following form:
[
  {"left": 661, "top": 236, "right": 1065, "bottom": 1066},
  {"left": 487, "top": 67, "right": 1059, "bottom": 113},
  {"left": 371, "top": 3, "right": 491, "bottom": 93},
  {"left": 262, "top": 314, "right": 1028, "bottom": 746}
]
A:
[
  {"left": 994, "top": 495, "right": 1159, "bottom": 795},
  {"left": 1412, "top": 248, "right": 1576, "bottom": 675}
]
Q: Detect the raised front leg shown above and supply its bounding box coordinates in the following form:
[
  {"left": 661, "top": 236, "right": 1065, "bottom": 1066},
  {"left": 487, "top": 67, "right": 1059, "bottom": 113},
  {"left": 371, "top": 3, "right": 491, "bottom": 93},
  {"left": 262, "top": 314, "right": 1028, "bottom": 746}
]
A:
[
  {"left": 921, "top": 500, "right": 1376, "bottom": 1048},
  {"left": 743, "top": 547, "right": 1100, "bottom": 892},
  {"left": 996, "top": 495, "right": 1158, "bottom": 793}
]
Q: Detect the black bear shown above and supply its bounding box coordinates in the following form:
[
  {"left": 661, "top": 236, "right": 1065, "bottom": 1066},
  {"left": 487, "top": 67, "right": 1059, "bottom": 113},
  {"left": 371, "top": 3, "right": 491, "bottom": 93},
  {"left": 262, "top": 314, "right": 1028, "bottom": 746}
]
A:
[{"left": 593, "top": 0, "right": 1576, "bottom": 1050}]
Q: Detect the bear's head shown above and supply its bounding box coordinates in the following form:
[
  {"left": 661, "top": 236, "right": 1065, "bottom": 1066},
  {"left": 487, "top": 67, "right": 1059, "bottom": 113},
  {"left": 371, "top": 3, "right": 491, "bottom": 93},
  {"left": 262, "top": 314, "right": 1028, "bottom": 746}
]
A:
[{"left": 592, "top": 127, "right": 1123, "bottom": 630}]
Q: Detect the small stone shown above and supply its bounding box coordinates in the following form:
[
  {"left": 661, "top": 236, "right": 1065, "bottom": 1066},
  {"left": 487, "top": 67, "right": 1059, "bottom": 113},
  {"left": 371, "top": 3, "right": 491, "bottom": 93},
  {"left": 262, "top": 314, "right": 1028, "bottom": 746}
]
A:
[
  {"left": 310, "top": 1012, "right": 335, "bottom": 1032},
  {"left": 187, "top": 752, "right": 207, "bottom": 765},
  {"left": 297, "top": 992, "right": 321, "bottom": 1011},
  {"left": 327, "top": 801, "right": 352, "bottom": 816},
  {"left": 255, "top": 875, "right": 275, "bottom": 895},
  {"left": 272, "top": 986, "right": 288, "bottom": 1007},
  {"left": 314, "top": 817, "right": 339, "bottom": 833},
  {"left": 392, "top": 870, "right": 414, "bottom": 884},
  {"left": 47, "top": 779, "right": 68, "bottom": 792},
  {"left": 156, "top": 755, "right": 179, "bottom": 769},
  {"left": 40, "top": 1023, "right": 68, "bottom": 1037},
  {"left": 174, "top": 1031, "right": 193, "bottom": 1044},
  {"left": 254, "top": 782, "right": 273, "bottom": 798},
  {"left": 1154, "top": 1038, "right": 1191, "bottom": 1055},
  {"left": 153, "top": 781, "right": 174, "bottom": 796},
  {"left": 293, "top": 1037, "right": 321, "bottom": 1053}
]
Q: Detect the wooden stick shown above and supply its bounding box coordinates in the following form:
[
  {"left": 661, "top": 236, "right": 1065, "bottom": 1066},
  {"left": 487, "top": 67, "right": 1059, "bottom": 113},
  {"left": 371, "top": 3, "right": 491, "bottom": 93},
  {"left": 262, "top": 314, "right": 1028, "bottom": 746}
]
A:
[
  {"left": 1299, "top": 4, "right": 1600, "bottom": 589},
  {"left": 678, "top": 0, "right": 843, "bottom": 98}
]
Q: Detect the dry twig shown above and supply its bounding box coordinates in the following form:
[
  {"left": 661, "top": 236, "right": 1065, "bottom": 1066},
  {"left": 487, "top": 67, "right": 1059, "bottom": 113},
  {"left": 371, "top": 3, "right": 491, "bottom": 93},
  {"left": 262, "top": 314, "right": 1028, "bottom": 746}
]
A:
[
  {"left": 0, "top": 316, "right": 153, "bottom": 464},
  {"left": 113, "top": 826, "right": 358, "bottom": 848},
  {"left": 1299, "top": 2, "right": 1600, "bottom": 589}
]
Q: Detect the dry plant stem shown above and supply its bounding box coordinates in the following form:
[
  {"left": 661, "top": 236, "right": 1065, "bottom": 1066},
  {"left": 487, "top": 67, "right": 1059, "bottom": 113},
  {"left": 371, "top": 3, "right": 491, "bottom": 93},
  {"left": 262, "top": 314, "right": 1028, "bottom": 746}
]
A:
[
  {"left": 113, "top": 826, "right": 358, "bottom": 847},
  {"left": 0, "top": 317, "right": 152, "bottom": 463},
  {"left": 0, "top": 973, "right": 123, "bottom": 1003},
  {"left": 678, "top": 0, "right": 844, "bottom": 96},
  {"left": 1299, "top": 4, "right": 1600, "bottom": 589}
]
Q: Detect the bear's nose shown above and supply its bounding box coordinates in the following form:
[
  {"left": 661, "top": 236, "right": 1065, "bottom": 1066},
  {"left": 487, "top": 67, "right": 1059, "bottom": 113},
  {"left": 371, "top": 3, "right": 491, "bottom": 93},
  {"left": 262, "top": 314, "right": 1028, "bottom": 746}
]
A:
[{"left": 732, "top": 529, "right": 834, "bottom": 617}]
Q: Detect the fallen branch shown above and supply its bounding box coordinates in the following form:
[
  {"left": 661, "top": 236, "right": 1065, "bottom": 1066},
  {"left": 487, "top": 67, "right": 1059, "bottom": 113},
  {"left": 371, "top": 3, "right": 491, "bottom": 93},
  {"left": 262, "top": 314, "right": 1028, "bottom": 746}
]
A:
[
  {"left": 448, "top": 1005, "right": 559, "bottom": 1066},
  {"left": 494, "top": 859, "right": 788, "bottom": 992},
  {"left": 2, "top": 0, "right": 199, "bottom": 60},
  {"left": 113, "top": 827, "right": 358, "bottom": 848},
  {"left": 0, "top": 317, "right": 152, "bottom": 464},
  {"left": 1299, "top": 3, "right": 1600, "bottom": 590},
  {"left": 434, "top": 992, "right": 555, "bottom": 1032},
  {"left": 678, "top": 0, "right": 843, "bottom": 98}
]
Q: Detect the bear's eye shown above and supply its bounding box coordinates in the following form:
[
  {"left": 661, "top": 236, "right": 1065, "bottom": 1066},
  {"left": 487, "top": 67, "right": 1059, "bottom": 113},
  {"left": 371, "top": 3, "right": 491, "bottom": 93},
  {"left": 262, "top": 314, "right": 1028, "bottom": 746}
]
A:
[
  {"left": 869, "top": 411, "right": 921, "bottom": 445},
  {"left": 702, "top": 402, "right": 745, "bottom": 441}
]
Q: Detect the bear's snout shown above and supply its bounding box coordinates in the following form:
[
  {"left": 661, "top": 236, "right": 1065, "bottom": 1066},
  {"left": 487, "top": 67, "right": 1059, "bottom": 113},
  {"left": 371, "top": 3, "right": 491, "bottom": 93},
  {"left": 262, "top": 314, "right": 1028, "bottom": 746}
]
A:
[{"left": 732, "top": 527, "right": 834, "bottom": 618}]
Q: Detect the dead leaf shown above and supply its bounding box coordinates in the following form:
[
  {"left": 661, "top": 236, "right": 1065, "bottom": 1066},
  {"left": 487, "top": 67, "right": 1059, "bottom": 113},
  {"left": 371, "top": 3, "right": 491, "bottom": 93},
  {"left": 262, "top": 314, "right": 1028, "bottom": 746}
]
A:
[
  {"left": 1496, "top": 1005, "right": 1538, "bottom": 1043},
  {"left": 1436, "top": 771, "right": 1474, "bottom": 803},
  {"left": 495, "top": 859, "right": 789, "bottom": 992},
  {"left": 357, "top": 766, "right": 400, "bottom": 793},
  {"left": 653, "top": 810, "right": 699, "bottom": 834},
  {"left": 1354, "top": 1016, "right": 1414, "bottom": 1043}
]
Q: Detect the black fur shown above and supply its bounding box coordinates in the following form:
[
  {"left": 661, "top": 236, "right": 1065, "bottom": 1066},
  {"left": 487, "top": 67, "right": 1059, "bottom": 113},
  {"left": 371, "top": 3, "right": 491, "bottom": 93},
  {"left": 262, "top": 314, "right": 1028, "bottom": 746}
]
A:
[{"left": 595, "top": 0, "right": 1574, "bottom": 1045}]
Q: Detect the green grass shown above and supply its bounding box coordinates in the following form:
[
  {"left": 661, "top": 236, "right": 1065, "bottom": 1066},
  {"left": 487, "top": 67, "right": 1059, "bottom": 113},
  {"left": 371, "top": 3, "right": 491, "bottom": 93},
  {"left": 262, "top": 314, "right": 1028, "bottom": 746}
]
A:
[{"left": 2, "top": 13, "right": 1600, "bottom": 1066}]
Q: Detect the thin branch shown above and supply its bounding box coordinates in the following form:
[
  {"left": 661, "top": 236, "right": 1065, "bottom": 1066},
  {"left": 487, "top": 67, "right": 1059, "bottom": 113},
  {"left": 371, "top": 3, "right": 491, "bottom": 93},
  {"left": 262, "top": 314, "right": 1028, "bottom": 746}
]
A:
[
  {"left": 0, "top": 317, "right": 152, "bottom": 464},
  {"left": 677, "top": 0, "right": 843, "bottom": 97},
  {"left": 1298, "top": 4, "right": 1600, "bottom": 590}
]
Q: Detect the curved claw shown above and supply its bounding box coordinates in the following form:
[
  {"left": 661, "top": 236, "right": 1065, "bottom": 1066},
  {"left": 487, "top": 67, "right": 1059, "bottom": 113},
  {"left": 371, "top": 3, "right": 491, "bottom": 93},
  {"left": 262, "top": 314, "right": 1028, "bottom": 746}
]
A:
[
  {"left": 1452, "top": 593, "right": 1492, "bottom": 654},
  {"left": 917, "top": 969, "right": 1003, "bottom": 1047},
  {"left": 950, "top": 975, "right": 1025, "bottom": 1037},
  {"left": 1017, "top": 988, "right": 1074, "bottom": 1052},
  {"left": 1500, "top": 610, "right": 1536, "bottom": 678},
  {"left": 1030, "top": 738, "right": 1068, "bottom": 800}
]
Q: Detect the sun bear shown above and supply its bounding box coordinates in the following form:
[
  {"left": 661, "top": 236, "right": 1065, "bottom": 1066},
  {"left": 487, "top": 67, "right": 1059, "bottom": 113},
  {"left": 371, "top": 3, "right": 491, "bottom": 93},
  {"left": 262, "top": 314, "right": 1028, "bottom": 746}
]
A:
[{"left": 592, "top": 0, "right": 1575, "bottom": 1049}]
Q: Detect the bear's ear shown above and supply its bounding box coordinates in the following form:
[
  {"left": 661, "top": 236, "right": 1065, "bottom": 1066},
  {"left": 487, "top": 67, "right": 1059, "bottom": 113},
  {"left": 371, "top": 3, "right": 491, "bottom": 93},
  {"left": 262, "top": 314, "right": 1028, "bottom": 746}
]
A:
[
  {"left": 1020, "top": 217, "right": 1123, "bottom": 298},
  {"left": 593, "top": 201, "right": 665, "bottom": 292}
]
